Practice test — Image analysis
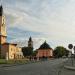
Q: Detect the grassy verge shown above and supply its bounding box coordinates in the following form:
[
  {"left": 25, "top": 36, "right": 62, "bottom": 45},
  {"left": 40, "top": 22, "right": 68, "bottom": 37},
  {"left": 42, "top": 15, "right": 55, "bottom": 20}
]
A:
[
  {"left": 0, "top": 59, "right": 29, "bottom": 64},
  {"left": 0, "top": 59, "right": 52, "bottom": 65},
  {"left": 0, "top": 59, "right": 7, "bottom": 64}
]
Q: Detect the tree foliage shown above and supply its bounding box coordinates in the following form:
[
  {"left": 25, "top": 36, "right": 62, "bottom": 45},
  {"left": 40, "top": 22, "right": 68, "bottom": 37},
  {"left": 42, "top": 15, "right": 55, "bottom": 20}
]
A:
[
  {"left": 22, "top": 47, "right": 33, "bottom": 57},
  {"left": 32, "top": 50, "right": 37, "bottom": 56},
  {"left": 53, "top": 46, "right": 69, "bottom": 58}
]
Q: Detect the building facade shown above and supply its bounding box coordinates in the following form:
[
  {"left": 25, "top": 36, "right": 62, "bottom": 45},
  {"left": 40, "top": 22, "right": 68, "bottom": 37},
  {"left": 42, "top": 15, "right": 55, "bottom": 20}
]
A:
[
  {"left": 36, "top": 41, "right": 53, "bottom": 60},
  {"left": 0, "top": 5, "right": 23, "bottom": 59}
]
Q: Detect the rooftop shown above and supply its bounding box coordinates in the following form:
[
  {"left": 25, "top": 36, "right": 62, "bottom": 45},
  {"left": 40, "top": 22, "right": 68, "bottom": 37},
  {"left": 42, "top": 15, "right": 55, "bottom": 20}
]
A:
[{"left": 38, "top": 41, "right": 52, "bottom": 49}]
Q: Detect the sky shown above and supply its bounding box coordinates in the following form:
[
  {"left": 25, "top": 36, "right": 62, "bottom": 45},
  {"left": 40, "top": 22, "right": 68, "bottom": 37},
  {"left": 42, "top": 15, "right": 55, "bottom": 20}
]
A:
[{"left": 1, "top": 0, "right": 75, "bottom": 49}]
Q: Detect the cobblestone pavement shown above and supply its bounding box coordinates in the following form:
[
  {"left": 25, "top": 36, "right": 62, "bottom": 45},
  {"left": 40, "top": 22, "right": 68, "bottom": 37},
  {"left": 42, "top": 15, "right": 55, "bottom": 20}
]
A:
[{"left": 0, "top": 58, "right": 74, "bottom": 75}]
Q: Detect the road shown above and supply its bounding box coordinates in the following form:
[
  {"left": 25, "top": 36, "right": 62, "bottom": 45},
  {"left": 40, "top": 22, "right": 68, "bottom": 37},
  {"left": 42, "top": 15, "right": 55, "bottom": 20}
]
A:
[{"left": 0, "top": 58, "right": 75, "bottom": 75}]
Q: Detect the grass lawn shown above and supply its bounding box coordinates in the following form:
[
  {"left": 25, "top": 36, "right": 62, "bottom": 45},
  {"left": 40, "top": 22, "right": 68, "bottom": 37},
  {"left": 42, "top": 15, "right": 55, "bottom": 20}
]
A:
[
  {"left": 0, "top": 59, "right": 30, "bottom": 64},
  {"left": 0, "top": 59, "right": 7, "bottom": 64}
]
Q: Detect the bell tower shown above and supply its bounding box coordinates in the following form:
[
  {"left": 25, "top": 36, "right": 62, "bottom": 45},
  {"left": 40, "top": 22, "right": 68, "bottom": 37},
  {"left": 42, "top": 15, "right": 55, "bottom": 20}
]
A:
[
  {"left": 0, "top": 5, "right": 7, "bottom": 44},
  {"left": 28, "top": 37, "right": 33, "bottom": 48},
  {"left": 0, "top": 5, "right": 7, "bottom": 58}
]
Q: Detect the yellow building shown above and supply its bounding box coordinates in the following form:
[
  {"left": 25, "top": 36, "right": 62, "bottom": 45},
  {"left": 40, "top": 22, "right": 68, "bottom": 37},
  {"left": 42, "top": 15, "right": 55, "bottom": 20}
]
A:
[{"left": 0, "top": 5, "right": 23, "bottom": 60}]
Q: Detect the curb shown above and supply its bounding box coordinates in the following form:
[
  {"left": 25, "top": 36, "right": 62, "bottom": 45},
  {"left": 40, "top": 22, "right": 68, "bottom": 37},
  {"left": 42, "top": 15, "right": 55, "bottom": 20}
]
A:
[{"left": 64, "top": 65, "right": 75, "bottom": 70}]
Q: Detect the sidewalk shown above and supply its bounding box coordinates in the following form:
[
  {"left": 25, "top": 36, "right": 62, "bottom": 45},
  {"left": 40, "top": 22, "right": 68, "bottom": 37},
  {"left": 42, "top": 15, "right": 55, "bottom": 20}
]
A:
[{"left": 64, "top": 58, "right": 75, "bottom": 70}]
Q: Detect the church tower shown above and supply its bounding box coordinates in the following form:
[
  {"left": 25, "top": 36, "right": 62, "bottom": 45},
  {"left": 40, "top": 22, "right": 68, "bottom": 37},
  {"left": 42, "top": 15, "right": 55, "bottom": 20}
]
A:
[
  {"left": 0, "top": 5, "right": 7, "bottom": 58},
  {"left": 28, "top": 37, "right": 33, "bottom": 48},
  {"left": 0, "top": 5, "right": 7, "bottom": 44}
]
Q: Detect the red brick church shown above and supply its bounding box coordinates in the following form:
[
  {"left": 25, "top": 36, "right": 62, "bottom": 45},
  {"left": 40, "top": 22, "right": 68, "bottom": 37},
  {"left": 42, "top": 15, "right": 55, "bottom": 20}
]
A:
[{"left": 36, "top": 41, "right": 53, "bottom": 60}]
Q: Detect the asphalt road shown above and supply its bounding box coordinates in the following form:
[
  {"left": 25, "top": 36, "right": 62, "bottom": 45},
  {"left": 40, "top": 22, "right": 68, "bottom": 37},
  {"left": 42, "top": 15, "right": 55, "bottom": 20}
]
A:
[{"left": 0, "top": 58, "right": 74, "bottom": 75}]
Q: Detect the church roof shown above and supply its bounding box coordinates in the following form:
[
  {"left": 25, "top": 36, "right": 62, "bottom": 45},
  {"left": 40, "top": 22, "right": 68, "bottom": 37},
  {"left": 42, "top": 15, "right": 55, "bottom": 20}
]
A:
[
  {"left": 28, "top": 36, "right": 32, "bottom": 42},
  {"left": 38, "top": 41, "right": 52, "bottom": 49}
]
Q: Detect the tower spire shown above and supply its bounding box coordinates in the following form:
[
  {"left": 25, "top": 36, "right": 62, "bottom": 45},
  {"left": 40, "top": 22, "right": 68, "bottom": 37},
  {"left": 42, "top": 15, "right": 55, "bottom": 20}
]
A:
[
  {"left": 29, "top": 36, "right": 32, "bottom": 42},
  {"left": 0, "top": 5, "right": 3, "bottom": 16},
  {"left": 28, "top": 36, "right": 33, "bottom": 48}
]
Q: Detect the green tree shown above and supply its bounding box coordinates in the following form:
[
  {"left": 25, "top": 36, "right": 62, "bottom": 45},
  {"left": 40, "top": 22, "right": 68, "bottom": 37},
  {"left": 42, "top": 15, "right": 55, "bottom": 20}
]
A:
[
  {"left": 32, "top": 50, "right": 37, "bottom": 56},
  {"left": 53, "top": 46, "right": 69, "bottom": 58},
  {"left": 22, "top": 47, "right": 33, "bottom": 57},
  {"left": 64, "top": 49, "right": 69, "bottom": 57}
]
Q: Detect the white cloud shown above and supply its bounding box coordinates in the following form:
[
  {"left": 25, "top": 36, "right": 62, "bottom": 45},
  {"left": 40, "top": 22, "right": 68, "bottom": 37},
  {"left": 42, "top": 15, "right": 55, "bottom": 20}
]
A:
[{"left": 2, "top": 0, "right": 75, "bottom": 49}]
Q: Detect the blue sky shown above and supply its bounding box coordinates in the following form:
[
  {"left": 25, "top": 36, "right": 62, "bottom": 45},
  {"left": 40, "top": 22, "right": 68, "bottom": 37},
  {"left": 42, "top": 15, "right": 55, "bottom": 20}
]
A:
[{"left": 1, "top": 0, "right": 75, "bottom": 49}]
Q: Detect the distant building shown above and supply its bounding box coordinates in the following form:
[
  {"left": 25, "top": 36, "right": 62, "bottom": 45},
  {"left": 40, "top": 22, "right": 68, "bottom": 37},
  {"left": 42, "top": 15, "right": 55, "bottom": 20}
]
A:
[
  {"left": 36, "top": 41, "right": 53, "bottom": 60},
  {"left": 0, "top": 5, "right": 23, "bottom": 59},
  {"left": 22, "top": 37, "right": 33, "bottom": 57},
  {"left": 28, "top": 37, "right": 33, "bottom": 48}
]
